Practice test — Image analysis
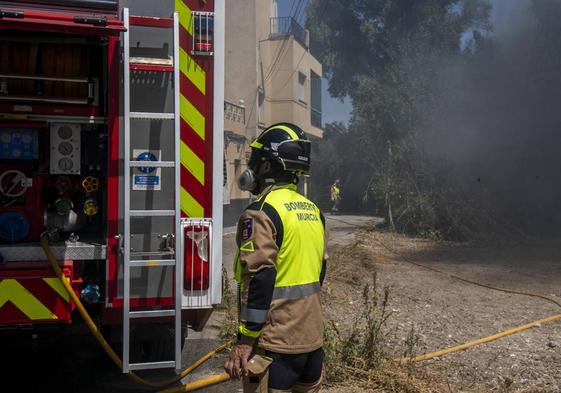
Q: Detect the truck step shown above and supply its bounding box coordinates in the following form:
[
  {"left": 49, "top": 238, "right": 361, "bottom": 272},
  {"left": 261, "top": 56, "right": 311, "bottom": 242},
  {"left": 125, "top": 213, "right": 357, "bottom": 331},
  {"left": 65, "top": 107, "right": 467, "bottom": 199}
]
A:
[
  {"left": 130, "top": 309, "right": 176, "bottom": 319},
  {"left": 129, "top": 210, "right": 176, "bottom": 217},
  {"left": 129, "top": 259, "right": 176, "bottom": 267},
  {"left": 129, "top": 250, "right": 175, "bottom": 257},
  {"left": 129, "top": 15, "right": 174, "bottom": 28},
  {"left": 130, "top": 112, "right": 175, "bottom": 120},
  {"left": 128, "top": 361, "right": 176, "bottom": 371}
]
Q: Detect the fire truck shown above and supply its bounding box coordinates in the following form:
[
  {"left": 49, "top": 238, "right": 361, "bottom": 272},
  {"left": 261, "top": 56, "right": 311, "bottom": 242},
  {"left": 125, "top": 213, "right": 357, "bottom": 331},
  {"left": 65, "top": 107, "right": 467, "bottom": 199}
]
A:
[{"left": 0, "top": 0, "right": 224, "bottom": 372}]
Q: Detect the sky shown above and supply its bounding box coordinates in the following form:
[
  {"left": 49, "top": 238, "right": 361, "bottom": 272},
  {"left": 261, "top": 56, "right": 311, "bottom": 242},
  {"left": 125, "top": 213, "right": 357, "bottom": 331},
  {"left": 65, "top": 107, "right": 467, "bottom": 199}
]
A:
[
  {"left": 277, "top": 0, "right": 353, "bottom": 126},
  {"left": 276, "top": 0, "right": 513, "bottom": 127}
]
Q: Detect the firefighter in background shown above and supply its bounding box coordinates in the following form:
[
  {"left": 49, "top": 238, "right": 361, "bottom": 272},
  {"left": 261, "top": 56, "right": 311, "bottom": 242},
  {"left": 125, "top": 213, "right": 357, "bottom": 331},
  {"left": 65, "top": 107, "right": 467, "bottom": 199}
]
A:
[
  {"left": 225, "top": 123, "right": 327, "bottom": 392},
  {"left": 330, "top": 179, "right": 341, "bottom": 212}
]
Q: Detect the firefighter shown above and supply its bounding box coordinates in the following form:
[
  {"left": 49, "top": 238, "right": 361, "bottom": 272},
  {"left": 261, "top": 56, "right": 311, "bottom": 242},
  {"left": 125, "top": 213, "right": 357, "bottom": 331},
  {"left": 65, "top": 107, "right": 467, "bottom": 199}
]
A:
[
  {"left": 224, "top": 123, "right": 327, "bottom": 392},
  {"left": 330, "top": 179, "right": 341, "bottom": 212}
]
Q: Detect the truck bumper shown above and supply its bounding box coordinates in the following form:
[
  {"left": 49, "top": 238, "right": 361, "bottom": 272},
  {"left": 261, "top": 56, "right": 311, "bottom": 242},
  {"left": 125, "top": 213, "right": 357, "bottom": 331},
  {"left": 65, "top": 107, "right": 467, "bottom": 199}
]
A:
[{"left": 0, "top": 265, "right": 74, "bottom": 325}]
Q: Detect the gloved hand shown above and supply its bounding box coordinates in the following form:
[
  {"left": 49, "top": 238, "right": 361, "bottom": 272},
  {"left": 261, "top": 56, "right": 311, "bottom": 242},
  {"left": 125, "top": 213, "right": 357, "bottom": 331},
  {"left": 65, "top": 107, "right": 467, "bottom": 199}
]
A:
[{"left": 224, "top": 343, "right": 253, "bottom": 379}]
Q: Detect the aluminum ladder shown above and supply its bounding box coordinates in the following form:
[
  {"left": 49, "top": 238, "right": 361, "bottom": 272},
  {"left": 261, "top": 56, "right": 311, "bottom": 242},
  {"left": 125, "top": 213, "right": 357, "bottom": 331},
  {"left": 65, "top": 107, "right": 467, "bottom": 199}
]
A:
[{"left": 122, "top": 8, "right": 182, "bottom": 373}]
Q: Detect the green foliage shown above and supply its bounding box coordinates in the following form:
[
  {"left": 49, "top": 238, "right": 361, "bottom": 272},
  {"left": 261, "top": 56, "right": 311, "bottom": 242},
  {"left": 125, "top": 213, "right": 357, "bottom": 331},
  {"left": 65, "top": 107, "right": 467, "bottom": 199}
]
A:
[{"left": 307, "top": 0, "right": 494, "bottom": 239}]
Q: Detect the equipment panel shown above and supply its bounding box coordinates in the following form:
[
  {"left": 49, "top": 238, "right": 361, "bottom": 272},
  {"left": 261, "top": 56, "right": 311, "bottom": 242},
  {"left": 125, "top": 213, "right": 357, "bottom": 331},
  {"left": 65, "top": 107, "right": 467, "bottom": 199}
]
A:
[
  {"left": 50, "top": 123, "right": 81, "bottom": 175},
  {"left": 0, "top": 121, "right": 106, "bottom": 247},
  {"left": 0, "top": 128, "right": 40, "bottom": 161}
]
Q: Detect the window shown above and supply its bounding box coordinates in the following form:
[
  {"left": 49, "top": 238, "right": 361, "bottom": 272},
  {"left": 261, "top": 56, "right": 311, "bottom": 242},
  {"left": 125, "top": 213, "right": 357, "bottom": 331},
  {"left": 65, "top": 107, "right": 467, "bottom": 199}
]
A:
[
  {"left": 298, "top": 72, "right": 307, "bottom": 103},
  {"left": 257, "top": 88, "right": 265, "bottom": 127},
  {"left": 310, "top": 71, "right": 322, "bottom": 128},
  {"left": 192, "top": 12, "right": 214, "bottom": 56},
  {"left": 234, "top": 159, "right": 241, "bottom": 179}
]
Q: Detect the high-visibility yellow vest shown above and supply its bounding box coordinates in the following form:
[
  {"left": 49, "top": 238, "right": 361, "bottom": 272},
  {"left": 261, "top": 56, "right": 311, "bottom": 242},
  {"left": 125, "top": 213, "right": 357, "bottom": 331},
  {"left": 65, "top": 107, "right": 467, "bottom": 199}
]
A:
[{"left": 235, "top": 184, "right": 324, "bottom": 298}]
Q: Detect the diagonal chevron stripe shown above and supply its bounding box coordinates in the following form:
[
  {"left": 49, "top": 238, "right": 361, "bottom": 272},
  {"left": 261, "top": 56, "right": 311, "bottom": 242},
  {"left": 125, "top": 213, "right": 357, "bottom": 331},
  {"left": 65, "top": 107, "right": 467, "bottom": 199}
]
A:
[
  {"left": 176, "top": 0, "right": 210, "bottom": 218},
  {"left": 180, "top": 118, "right": 206, "bottom": 159},
  {"left": 180, "top": 94, "right": 206, "bottom": 140},
  {"left": 181, "top": 187, "right": 204, "bottom": 218},
  {"left": 180, "top": 71, "right": 206, "bottom": 111},
  {"left": 0, "top": 279, "right": 57, "bottom": 320},
  {"left": 175, "top": 0, "right": 193, "bottom": 34},
  {"left": 181, "top": 140, "right": 205, "bottom": 185},
  {"left": 181, "top": 166, "right": 205, "bottom": 204},
  {"left": 176, "top": 0, "right": 206, "bottom": 94},
  {"left": 179, "top": 46, "right": 206, "bottom": 95},
  {"left": 43, "top": 277, "right": 70, "bottom": 303}
]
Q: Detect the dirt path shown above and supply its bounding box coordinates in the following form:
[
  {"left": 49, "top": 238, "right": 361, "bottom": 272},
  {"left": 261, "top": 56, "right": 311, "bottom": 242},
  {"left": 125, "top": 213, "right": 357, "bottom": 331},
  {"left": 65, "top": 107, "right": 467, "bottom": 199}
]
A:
[
  {"left": 323, "top": 227, "right": 561, "bottom": 392},
  {"left": 187, "top": 216, "right": 561, "bottom": 392}
]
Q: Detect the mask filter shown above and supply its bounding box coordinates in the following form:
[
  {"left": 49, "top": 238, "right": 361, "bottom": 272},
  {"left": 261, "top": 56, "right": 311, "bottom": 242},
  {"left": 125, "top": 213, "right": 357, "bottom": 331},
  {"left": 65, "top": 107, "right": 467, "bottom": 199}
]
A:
[{"left": 237, "top": 169, "right": 258, "bottom": 193}]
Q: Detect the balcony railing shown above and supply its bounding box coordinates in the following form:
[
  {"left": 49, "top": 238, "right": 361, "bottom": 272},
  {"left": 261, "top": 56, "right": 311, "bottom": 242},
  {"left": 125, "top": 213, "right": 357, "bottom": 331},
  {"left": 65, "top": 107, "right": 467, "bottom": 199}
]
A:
[
  {"left": 270, "top": 17, "right": 308, "bottom": 49},
  {"left": 224, "top": 100, "right": 245, "bottom": 124}
]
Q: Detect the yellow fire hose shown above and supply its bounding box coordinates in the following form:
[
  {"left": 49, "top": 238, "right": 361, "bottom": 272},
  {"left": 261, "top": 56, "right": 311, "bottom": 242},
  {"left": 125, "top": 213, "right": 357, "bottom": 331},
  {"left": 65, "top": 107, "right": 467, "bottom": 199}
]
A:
[
  {"left": 327, "top": 216, "right": 561, "bottom": 362},
  {"left": 42, "top": 215, "right": 561, "bottom": 384},
  {"left": 40, "top": 235, "right": 230, "bottom": 391},
  {"left": 398, "top": 313, "right": 561, "bottom": 363}
]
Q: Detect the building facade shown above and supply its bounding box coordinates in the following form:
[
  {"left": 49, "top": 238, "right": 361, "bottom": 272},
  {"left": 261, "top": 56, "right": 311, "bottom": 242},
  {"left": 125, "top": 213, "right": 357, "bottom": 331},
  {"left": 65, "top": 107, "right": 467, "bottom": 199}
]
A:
[{"left": 223, "top": 0, "right": 323, "bottom": 225}]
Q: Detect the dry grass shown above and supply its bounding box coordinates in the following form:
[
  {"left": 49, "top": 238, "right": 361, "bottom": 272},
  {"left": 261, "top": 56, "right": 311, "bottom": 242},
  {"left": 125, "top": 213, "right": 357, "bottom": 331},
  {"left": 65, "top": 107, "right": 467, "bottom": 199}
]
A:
[
  {"left": 322, "top": 230, "right": 561, "bottom": 393},
  {"left": 322, "top": 242, "right": 450, "bottom": 393}
]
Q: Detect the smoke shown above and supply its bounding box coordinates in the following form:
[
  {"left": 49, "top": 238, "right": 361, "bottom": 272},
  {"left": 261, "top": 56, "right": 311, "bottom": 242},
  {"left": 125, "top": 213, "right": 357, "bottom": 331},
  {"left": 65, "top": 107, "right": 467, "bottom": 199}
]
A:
[{"left": 427, "top": 0, "right": 561, "bottom": 234}]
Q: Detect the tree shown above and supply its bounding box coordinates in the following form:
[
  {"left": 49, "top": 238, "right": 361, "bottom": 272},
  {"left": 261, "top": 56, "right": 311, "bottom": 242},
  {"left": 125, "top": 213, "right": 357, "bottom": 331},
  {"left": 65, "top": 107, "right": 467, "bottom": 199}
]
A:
[{"left": 306, "top": 0, "right": 493, "bottom": 237}]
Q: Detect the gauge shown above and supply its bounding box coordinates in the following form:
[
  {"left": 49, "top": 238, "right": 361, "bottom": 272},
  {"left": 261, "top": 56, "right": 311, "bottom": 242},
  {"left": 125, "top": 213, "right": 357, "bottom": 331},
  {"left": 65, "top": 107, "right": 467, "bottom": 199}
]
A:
[
  {"left": 58, "top": 142, "right": 73, "bottom": 156},
  {"left": 58, "top": 157, "right": 74, "bottom": 171},
  {"left": 12, "top": 149, "right": 21, "bottom": 158},
  {"left": 57, "top": 126, "right": 73, "bottom": 140},
  {"left": 0, "top": 133, "right": 10, "bottom": 144}
]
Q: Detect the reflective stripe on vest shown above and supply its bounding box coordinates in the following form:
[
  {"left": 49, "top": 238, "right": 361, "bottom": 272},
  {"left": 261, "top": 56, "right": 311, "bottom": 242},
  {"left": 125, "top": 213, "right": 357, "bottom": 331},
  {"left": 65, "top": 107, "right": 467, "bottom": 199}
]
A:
[
  {"left": 272, "top": 281, "right": 320, "bottom": 300},
  {"left": 240, "top": 305, "right": 269, "bottom": 323}
]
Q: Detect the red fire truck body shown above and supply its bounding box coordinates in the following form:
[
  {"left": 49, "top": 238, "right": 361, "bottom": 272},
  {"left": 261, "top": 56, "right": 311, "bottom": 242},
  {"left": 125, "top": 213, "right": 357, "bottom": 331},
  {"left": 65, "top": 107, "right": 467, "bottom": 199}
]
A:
[{"left": 0, "top": 0, "right": 224, "bottom": 367}]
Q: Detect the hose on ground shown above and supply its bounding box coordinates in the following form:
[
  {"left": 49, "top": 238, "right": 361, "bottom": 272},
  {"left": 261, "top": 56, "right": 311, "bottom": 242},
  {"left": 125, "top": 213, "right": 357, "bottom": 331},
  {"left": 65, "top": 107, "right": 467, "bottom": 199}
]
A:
[
  {"left": 40, "top": 234, "right": 230, "bottom": 391},
  {"left": 398, "top": 313, "right": 561, "bottom": 363},
  {"left": 326, "top": 216, "right": 561, "bottom": 362}
]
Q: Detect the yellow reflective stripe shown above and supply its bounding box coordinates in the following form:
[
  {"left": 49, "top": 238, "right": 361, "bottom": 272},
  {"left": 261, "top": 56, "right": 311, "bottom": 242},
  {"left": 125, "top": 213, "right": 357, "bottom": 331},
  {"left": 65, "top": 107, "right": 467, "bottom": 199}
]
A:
[
  {"left": 175, "top": 0, "right": 193, "bottom": 35},
  {"left": 43, "top": 277, "right": 70, "bottom": 303},
  {"left": 180, "top": 187, "right": 204, "bottom": 218},
  {"left": 180, "top": 141, "right": 205, "bottom": 185},
  {"left": 272, "top": 125, "right": 300, "bottom": 140},
  {"left": 179, "top": 48, "right": 206, "bottom": 94},
  {"left": 0, "top": 279, "right": 57, "bottom": 320},
  {"left": 239, "top": 324, "right": 261, "bottom": 338},
  {"left": 234, "top": 251, "right": 242, "bottom": 283},
  {"left": 260, "top": 125, "right": 300, "bottom": 141},
  {"left": 240, "top": 240, "right": 254, "bottom": 253},
  {"left": 250, "top": 140, "right": 263, "bottom": 149},
  {"left": 180, "top": 94, "right": 206, "bottom": 140},
  {"left": 176, "top": 0, "right": 206, "bottom": 94}
]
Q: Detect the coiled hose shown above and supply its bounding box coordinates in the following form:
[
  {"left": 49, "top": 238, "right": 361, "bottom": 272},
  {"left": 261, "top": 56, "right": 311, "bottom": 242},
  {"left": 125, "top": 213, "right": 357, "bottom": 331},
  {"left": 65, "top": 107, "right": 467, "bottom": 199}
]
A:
[{"left": 40, "top": 235, "right": 230, "bottom": 391}]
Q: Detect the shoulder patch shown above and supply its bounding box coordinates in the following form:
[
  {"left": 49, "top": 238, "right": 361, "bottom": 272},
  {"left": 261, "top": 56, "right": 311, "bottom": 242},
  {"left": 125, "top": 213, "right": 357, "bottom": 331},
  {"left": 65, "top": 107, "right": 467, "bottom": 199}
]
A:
[
  {"left": 241, "top": 218, "right": 253, "bottom": 241},
  {"left": 240, "top": 240, "right": 255, "bottom": 253}
]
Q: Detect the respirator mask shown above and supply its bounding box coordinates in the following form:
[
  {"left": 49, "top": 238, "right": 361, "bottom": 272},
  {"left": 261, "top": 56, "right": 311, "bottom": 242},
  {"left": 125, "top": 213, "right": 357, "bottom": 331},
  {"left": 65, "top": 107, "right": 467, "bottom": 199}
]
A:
[{"left": 237, "top": 150, "right": 262, "bottom": 195}]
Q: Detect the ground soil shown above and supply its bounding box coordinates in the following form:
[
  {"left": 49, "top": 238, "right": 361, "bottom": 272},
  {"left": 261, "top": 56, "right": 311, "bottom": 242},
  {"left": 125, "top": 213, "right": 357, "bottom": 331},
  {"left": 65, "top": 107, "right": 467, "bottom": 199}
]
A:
[
  {"left": 321, "top": 219, "right": 561, "bottom": 393},
  {"left": 179, "top": 215, "right": 561, "bottom": 393}
]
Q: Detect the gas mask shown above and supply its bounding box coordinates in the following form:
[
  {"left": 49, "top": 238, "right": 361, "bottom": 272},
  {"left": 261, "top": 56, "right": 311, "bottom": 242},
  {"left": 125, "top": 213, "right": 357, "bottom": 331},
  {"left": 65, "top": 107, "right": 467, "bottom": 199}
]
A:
[
  {"left": 237, "top": 149, "right": 262, "bottom": 195},
  {"left": 237, "top": 168, "right": 259, "bottom": 194}
]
